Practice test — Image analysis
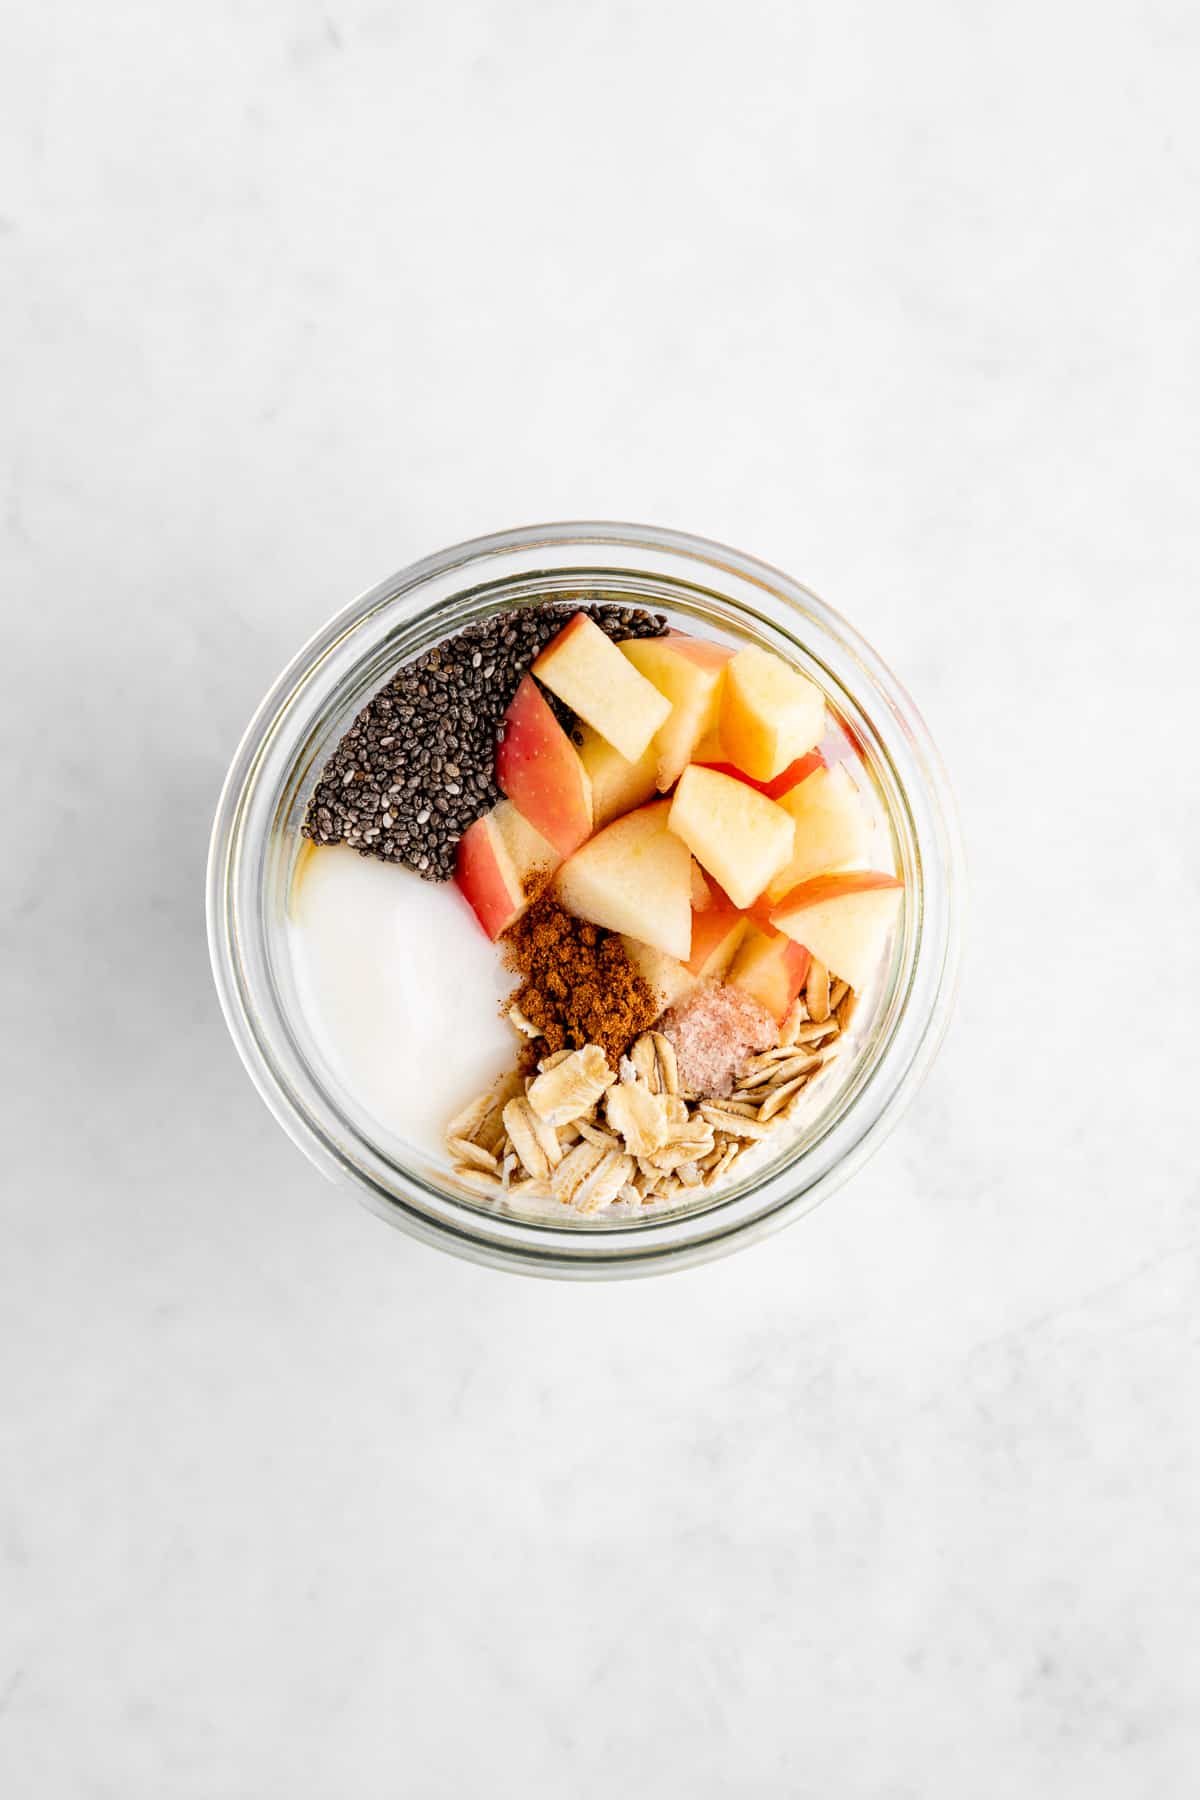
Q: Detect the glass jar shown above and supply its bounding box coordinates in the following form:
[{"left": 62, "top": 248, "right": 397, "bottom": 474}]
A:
[{"left": 207, "top": 523, "right": 963, "bottom": 1278}]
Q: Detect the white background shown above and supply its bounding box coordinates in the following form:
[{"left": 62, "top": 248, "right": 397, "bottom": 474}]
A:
[{"left": 4, "top": 3, "right": 1199, "bottom": 1795}]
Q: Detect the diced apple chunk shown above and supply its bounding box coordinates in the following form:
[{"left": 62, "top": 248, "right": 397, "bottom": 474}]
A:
[
  {"left": 726, "top": 927, "right": 812, "bottom": 1023},
  {"left": 532, "top": 612, "right": 671, "bottom": 763},
  {"left": 495, "top": 675, "right": 592, "bottom": 858},
  {"left": 494, "top": 800, "right": 561, "bottom": 889},
  {"left": 454, "top": 813, "right": 524, "bottom": 941},
  {"left": 667, "top": 764, "right": 794, "bottom": 911},
  {"left": 691, "top": 726, "right": 725, "bottom": 764},
  {"left": 620, "top": 938, "right": 696, "bottom": 1013},
  {"left": 719, "top": 646, "right": 825, "bottom": 782},
  {"left": 556, "top": 800, "right": 692, "bottom": 961},
  {"left": 454, "top": 801, "right": 561, "bottom": 940},
  {"left": 619, "top": 633, "right": 733, "bottom": 790},
  {"left": 764, "top": 765, "right": 871, "bottom": 900},
  {"left": 768, "top": 871, "right": 903, "bottom": 991},
  {"left": 691, "top": 861, "right": 714, "bottom": 911},
  {"left": 686, "top": 899, "right": 747, "bottom": 980},
  {"left": 576, "top": 725, "right": 659, "bottom": 828}
]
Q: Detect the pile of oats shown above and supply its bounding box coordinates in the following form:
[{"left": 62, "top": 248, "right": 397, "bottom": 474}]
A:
[{"left": 445, "top": 957, "right": 856, "bottom": 1215}]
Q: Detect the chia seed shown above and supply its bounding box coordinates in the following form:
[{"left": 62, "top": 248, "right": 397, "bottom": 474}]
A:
[{"left": 302, "top": 600, "right": 668, "bottom": 882}]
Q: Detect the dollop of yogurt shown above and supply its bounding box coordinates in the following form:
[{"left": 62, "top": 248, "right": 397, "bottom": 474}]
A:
[{"left": 288, "top": 845, "right": 515, "bottom": 1152}]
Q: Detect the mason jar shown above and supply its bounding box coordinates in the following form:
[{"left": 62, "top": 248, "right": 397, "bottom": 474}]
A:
[{"left": 207, "top": 523, "right": 964, "bottom": 1278}]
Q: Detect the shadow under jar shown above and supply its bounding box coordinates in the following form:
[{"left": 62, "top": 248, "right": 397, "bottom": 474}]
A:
[{"left": 208, "top": 523, "right": 963, "bottom": 1279}]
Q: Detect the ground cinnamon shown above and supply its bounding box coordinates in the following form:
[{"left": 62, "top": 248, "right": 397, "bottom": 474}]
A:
[{"left": 501, "top": 893, "right": 660, "bottom": 1066}]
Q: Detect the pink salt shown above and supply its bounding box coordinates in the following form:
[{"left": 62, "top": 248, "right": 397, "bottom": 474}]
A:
[{"left": 658, "top": 982, "right": 778, "bottom": 1098}]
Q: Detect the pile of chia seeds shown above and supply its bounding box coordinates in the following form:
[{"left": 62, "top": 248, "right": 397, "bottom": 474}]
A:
[{"left": 302, "top": 601, "right": 668, "bottom": 881}]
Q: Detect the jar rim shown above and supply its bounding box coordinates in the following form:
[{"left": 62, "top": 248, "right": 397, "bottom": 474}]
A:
[{"left": 207, "top": 521, "right": 964, "bottom": 1278}]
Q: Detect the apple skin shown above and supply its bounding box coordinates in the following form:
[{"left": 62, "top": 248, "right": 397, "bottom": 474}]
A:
[
  {"left": 768, "top": 869, "right": 903, "bottom": 991},
  {"left": 686, "top": 864, "right": 746, "bottom": 972},
  {"left": 686, "top": 910, "right": 747, "bottom": 980},
  {"left": 453, "top": 801, "right": 561, "bottom": 940},
  {"left": 769, "top": 869, "right": 903, "bottom": 913},
  {"left": 661, "top": 632, "right": 732, "bottom": 662},
  {"left": 745, "top": 893, "right": 779, "bottom": 935},
  {"left": 697, "top": 749, "right": 824, "bottom": 801},
  {"left": 725, "top": 926, "right": 812, "bottom": 1023},
  {"left": 454, "top": 813, "right": 524, "bottom": 941},
  {"left": 763, "top": 764, "right": 871, "bottom": 901},
  {"left": 494, "top": 675, "right": 593, "bottom": 858}
]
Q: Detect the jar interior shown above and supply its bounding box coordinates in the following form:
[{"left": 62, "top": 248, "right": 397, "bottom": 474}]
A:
[{"left": 257, "top": 565, "right": 922, "bottom": 1232}]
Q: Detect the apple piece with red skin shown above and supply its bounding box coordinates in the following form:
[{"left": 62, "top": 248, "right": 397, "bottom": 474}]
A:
[
  {"left": 697, "top": 748, "right": 824, "bottom": 802},
  {"left": 495, "top": 675, "right": 593, "bottom": 858},
  {"left": 556, "top": 799, "right": 692, "bottom": 961},
  {"left": 764, "top": 764, "right": 871, "bottom": 901},
  {"left": 726, "top": 926, "right": 812, "bottom": 1023},
  {"left": 686, "top": 902, "right": 747, "bottom": 980},
  {"left": 745, "top": 893, "right": 779, "bottom": 936},
  {"left": 454, "top": 813, "right": 524, "bottom": 941},
  {"left": 619, "top": 633, "right": 734, "bottom": 790},
  {"left": 489, "top": 802, "right": 561, "bottom": 871},
  {"left": 769, "top": 870, "right": 903, "bottom": 992},
  {"left": 531, "top": 612, "right": 671, "bottom": 763},
  {"left": 719, "top": 645, "right": 826, "bottom": 782},
  {"left": 684, "top": 865, "right": 747, "bottom": 977},
  {"left": 667, "top": 764, "right": 795, "bottom": 911},
  {"left": 454, "top": 800, "right": 561, "bottom": 941},
  {"left": 624, "top": 867, "right": 745, "bottom": 1002},
  {"left": 492, "top": 799, "right": 562, "bottom": 890}
]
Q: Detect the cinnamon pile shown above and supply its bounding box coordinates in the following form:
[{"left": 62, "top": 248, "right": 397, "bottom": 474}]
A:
[{"left": 501, "top": 893, "right": 660, "bottom": 1066}]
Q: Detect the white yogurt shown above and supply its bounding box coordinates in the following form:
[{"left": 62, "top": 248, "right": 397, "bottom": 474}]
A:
[{"left": 288, "top": 845, "right": 516, "bottom": 1152}]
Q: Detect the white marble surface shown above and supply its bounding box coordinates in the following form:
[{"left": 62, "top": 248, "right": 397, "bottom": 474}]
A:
[{"left": 4, "top": 4, "right": 1199, "bottom": 1794}]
